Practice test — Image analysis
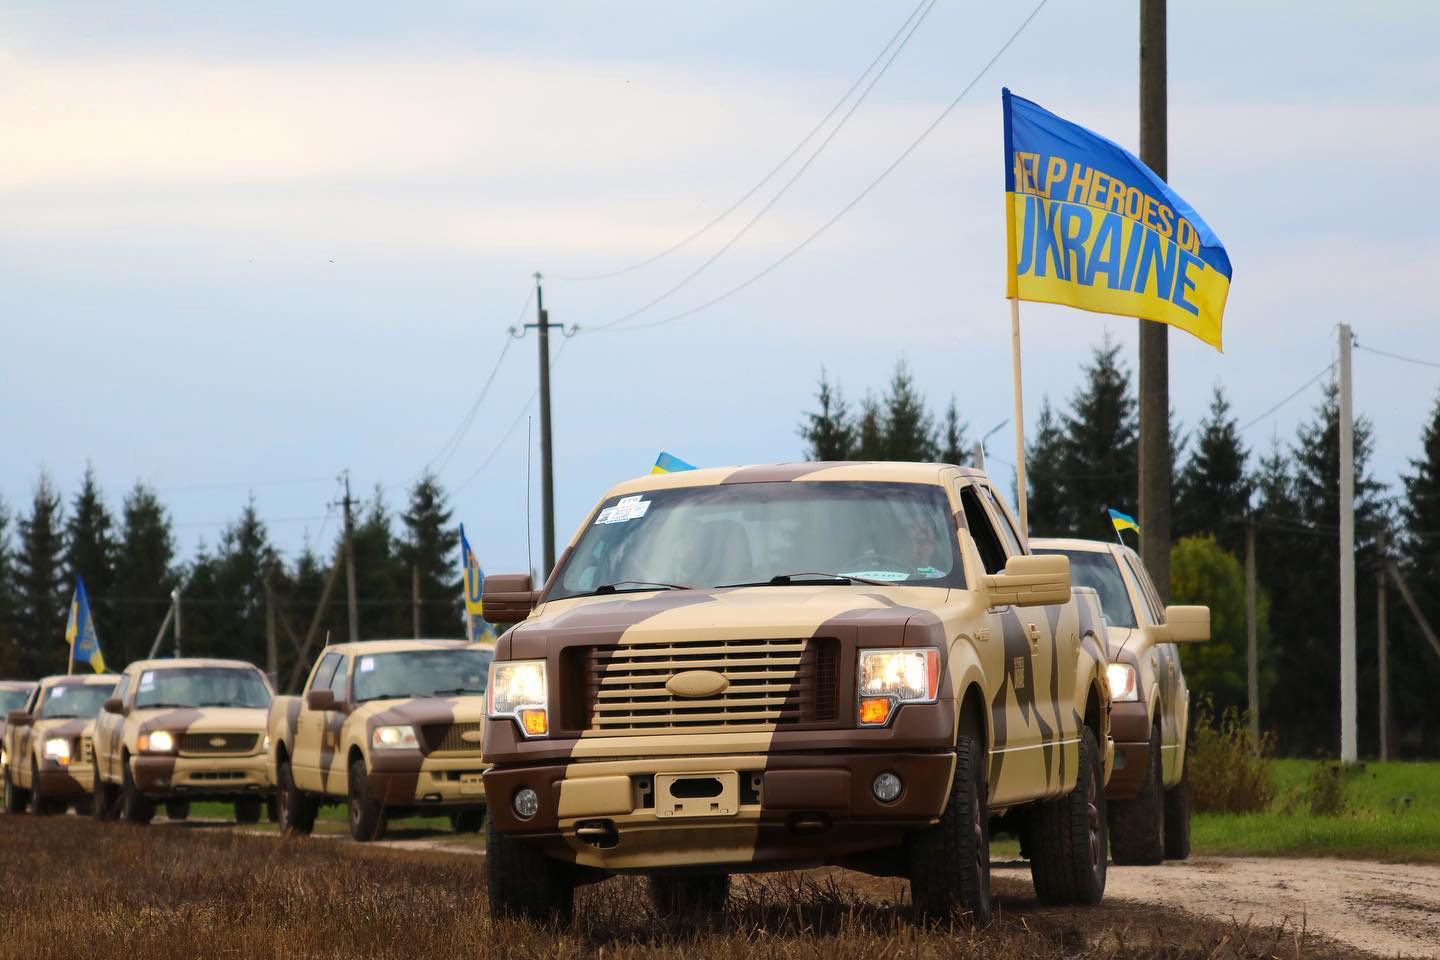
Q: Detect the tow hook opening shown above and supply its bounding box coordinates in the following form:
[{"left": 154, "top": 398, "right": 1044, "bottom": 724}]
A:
[
  {"left": 786, "top": 812, "right": 832, "bottom": 836},
  {"left": 576, "top": 819, "right": 619, "bottom": 849}
]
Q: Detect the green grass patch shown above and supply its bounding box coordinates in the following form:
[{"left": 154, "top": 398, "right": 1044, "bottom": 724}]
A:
[{"left": 1191, "top": 759, "right": 1440, "bottom": 862}]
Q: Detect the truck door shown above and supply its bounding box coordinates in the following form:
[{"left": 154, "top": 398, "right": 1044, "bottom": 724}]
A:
[
  {"left": 13, "top": 686, "right": 40, "bottom": 788},
  {"left": 317, "top": 656, "right": 351, "bottom": 795},
  {"left": 294, "top": 653, "right": 340, "bottom": 791},
  {"left": 1123, "top": 552, "right": 1183, "bottom": 783},
  {"left": 94, "top": 673, "right": 131, "bottom": 782}
]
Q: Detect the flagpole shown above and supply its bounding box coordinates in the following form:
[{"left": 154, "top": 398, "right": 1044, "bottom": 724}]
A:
[{"left": 1010, "top": 298, "right": 1029, "bottom": 538}]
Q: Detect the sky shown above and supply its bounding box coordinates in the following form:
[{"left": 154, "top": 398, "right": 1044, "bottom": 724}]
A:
[{"left": 3, "top": 0, "right": 1439, "bottom": 579}]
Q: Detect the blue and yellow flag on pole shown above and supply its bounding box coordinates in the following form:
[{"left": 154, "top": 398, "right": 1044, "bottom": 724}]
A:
[
  {"left": 65, "top": 577, "right": 106, "bottom": 673},
  {"left": 1003, "top": 89, "right": 1232, "bottom": 351},
  {"left": 1108, "top": 508, "right": 1139, "bottom": 536},
  {"left": 459, "top": 525, "right": 494, "bottom": 644},
  {"left": 652, "top": 452, "right": 696, "bottom": 474}
]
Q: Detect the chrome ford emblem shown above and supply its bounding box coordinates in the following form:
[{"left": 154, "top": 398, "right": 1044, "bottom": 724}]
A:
[
  {"left": 209, "top": 737, "right": 226, "bottom": 747},
  {"left": 666, "top": 670, "right": 729, "bottom": 699}
]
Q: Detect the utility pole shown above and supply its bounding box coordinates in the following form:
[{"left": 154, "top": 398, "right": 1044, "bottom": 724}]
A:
[
  {"left": 1377, "top": 533, "right": 1389, "bottom": 762},
  {"left": 1338, "top": 322, "right": 1356, "bottom": 764},
  {"left": 526, "top": 272, "right": 558, "bottom": 578},
  {"left": 172, "top": 587, "right": 183, "bottom": 657},
  {"left": 1138, "top": 0, "right": 1171, "bottom": 604},
  {"left": 1245, "top": 520, "right": 1259, "bottom": 747},
  {"left": 340, "top": 471, "right": 360, "bottom": 645},
  {"left": 412, "top": 564, "right": 422, "bottom": 640}
]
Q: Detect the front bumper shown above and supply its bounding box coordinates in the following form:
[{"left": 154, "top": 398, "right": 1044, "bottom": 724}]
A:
[
  {"left": 1105, "top": 700, "right": 1153, "bottom": 800},
  {"left": 36, "top": 762, "right": 94, "bottom": 799},
  {"left": 368, "top": 752, "right": 490, "bottom": 810},
  {"left": 485, "top": 749, "right": 955, "bottom": 872},
  {"left": 132, "top": 751, "right": 272, "bottom": 799}
]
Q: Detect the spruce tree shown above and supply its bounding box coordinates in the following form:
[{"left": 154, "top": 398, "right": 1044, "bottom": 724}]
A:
[
  {"left": 854, "top": 394, "right": 886, "bottom": 460},
  {"left": 939, "top": 397, "right": 969, "bottom": 466},
  {"left": 64, "top": 464, "right": 118, "bottom": 665},
  {"left": 1026, "top": 398, "right": 1069, "bottom": 536},
  {"left": 882, "top": 361, "right": 936, "bottom": 462},
  {"left": 1396, "top": 390, "right": 1440, "bottom": 753},
  {"left": 199, "top": 499, "right": 278, "bottom": 663},
  {"left": 15, "top": 473, "right": 68, "bottom": 676},
  {"left": 351, "top": 488, "right": 408, "bottom": 640},
  {"left": 112, "top": 482, "right": 178, "bottom": 668},
  {"left": 1174, "top": 385, "right": 1252, "bottom": 556},
  {"left": 0, "top": 498, "right": 19, "bottom": 675},
  {"left": 1059, "top": 335, "right": 1138, "bottom": 541},
  {"left": 799, "top": 370, "right": 855, "bottom": 460},
  {"left": 400, "top": 473, "right": 461, "bottom": 639}
]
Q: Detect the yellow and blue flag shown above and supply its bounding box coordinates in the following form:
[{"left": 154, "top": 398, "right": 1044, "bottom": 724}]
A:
[
  {"left": 1003, "top": 89, "right": 1231, "bottom": 351},
  {"left": 459, "top": 525, "right": 495, "bottom": 644},
  {"left": 652, "top": 452, "right": 696, "bottom": 474},
  {"left": 65, "top": 577, "right": 106, "bottom": 673},
  {"left": 1108, "top": 509, "right": 1139, "bottom": 536}
]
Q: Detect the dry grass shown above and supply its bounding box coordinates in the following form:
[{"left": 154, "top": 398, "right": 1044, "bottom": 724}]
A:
[
  {"left": 0, "top": 816, "right": 1368, "bottom": 960},
  {"left": 1189, "top": 702, "right": 1277, "bottom": 813}
]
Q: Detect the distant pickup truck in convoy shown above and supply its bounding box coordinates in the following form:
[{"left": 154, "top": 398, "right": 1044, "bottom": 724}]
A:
[
  {"left": 481, "top": 462, "right": 1113, "bottom": 926},
  {"left": 92, "top": 658, "right": 274, "bottom": 824},
  {"left": 267, "top": 640, "right": 493, "bottom": 841},
  {"left": 1033, "top": 538, "right": 1208, "bottom": 864},
  {"left": 4, "top": 674, "right": 117, "bottom": 815}
]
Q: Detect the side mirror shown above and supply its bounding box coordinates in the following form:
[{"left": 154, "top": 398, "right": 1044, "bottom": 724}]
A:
[
  {"left": 983, "top": 554, "right": 1071, "bottom": 607},
  {"left": 482, "top": 573, "right": 539, "bottom": 624},
  {"left": 6, "top": 709, "right": 33, "bottom": 727},
  {"left": 305, "top": 689, "right": 336, "bottom": 712},
  {"left": 102, "top": 698, "right": 126, "bottom": 716},
  {"left": 1154, "top": 605, "right": 1209, "bottom": 643}
]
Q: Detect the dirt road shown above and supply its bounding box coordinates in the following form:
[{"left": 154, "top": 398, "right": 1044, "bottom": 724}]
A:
[{"left": 994, "top": 856, "right": 1440, "bottom": 958}]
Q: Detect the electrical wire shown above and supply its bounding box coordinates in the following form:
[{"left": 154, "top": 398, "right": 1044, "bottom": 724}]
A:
[
  {"left": 1237, "top": 361, "right": 1336, "bottom": 434},
  {"left": 1356, "top": 342, "right": 1440, "bottom": 370},
  {"left": 548, "top": 0, "right": 933, "bottom": 284},
  {"left": 593, "top": 0, "right": 1051, "bottom": 335},
  {"left": 586, "top": 0, "right": 940, "bottom": 331}
]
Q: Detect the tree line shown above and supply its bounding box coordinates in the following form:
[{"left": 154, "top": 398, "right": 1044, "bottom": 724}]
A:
[
  {"left": 0, "top": 470, "right": 463, "bottom": 693},
  {"left": 801, "top": 340, "right": 1440, "bottom": 758}
]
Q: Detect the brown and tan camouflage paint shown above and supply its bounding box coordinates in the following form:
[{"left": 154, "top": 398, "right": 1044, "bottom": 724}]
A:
[{"left": 3, "top": 674, "right": 116, "bottom": 800}]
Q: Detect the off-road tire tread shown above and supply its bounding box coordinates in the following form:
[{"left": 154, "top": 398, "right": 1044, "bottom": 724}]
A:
[
  {"left": 1109, "top": 725, "right": 1165, "bottom": 865},
  {"left": 1028, "top": 727, "right": 1107, "bottom": 906},
  {"left": 1163, "top": 754, "right": 1191, "bottom": 860},
  {"left": 485, "top": 814, "right": 575, "bottom": 927},
  {"left": 906, "top": 735, "right": 991, "bottom": 924}
]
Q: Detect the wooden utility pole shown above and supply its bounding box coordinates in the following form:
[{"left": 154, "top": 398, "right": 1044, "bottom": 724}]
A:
[
  {"left": 1245, "top": 520, "right": 1259, "bottom": 746},
  {"left": 1377, "top": 536, "right": 1389, "bottom": 761},
  {"left": 172, "top": 587, "right": 183, "bottom": 657},
  {"left": 341, "top": 471, "right": 360, "bottom": 645},
  {"left": 1338, "top": 323, "right": 1356, "bottom": 763},
  {"left": 412, "top": 564, "right": 422, "bottom": 640},
  {"left": 1138, "top": 0, "right": 1172, "bottom": 603},
  {"left": 535, "top": 274, "right": 556, "bottom": 578}
]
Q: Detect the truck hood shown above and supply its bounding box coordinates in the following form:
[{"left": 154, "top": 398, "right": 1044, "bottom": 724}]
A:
[
  {"left": 136, "top": 706, "right": 269, "bottom": 734},
  {"left": 32, "top": 716, "right": 97, "bottom": 739},
  {"left": 351, "top": 696, "right": 488, "bottom": 727}
]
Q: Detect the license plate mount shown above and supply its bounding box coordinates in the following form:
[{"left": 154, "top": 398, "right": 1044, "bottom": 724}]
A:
[
  {"left": 460, "top": 773, "right": 485, "bottom": 796},
  {"left": 655, "top": 771, "right": 739, "bottom": 818}
]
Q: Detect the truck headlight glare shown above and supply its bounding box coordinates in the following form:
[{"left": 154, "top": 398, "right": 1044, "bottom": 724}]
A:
[
  {"left": 1107, "top": 663, "right": 1139, "bottom": 702},
  {"left": 138, "top": 730, "right": 175, "bottom": 754},
  {"left": 44, "top": 737, "right": 71, "bottom": 764},
  {"left": 372, "top": 725, "right": 418, "bottom": 750},
  {"left": 857, "top": 648, "right": 940, "bottom": 726},
  {"left": 488, "top": 660, "right": 548, "bottom": 738}
]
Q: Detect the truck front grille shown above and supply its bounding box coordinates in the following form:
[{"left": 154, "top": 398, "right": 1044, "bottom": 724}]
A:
[
  {"left": 178, "top": 733, "right": 259, "bottom": 756},
  {"left": 419, "top": 722, "right": 485, "bottom": 755},
  {"left": 575, "top": 637, "right": 839, "bottom": 734}
]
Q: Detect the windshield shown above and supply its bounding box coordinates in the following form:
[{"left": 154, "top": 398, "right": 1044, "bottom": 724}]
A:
[
  {"left": 37, "top": 682, "right": 116, "bottom": 720},
  {"left": 134, "top": 667, "right": 272, "bottom": 710},
  {"left": 550, "top": 481, "right": 964, "bottom": 600},
  {"left": 0, "top": 690, "right": 31, "bottom": 713},
  {"left": 352, "top": 649, "right": 494, "bottom": 703},
  {"left": 1035, "top": 548, "right": 1137, "bottom": 629}
]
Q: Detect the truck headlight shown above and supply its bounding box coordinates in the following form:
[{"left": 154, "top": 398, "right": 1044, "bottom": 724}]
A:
[
  {"left": 137, "top": 730, "right": 175, "bottom": 754},
  {"left": 488, "top": 660, "right": 548, "bottom": 737},
  {"left": 44, "top": 737, "right": 72, "bottom": 765},
  {"left": 857, "top": 648, "right": 940, "bottom": 727},
  {"left": 372, "top": 725, "right": 418, "bottom": 750},
  {"left": 1107, "top": 663, "right": 1138, "bottom": 702}
]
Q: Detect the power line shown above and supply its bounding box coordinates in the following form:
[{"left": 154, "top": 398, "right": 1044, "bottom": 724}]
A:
[
  {"left": 1238, "top": 361, "right": 1336, "bottom": 434},
  {"left": 548, "top": 0, "right": 933, "bottom": 284},
  {"left": 1355, "top": 342, "right": 1440, "bottom": 370},
  {"left": 586, "top": 0, "right": 940, "bottom": 331},
  {"left": 593, "top": 0, "right": 1051, "bottom": 335},
  {"left": 156, "top": 476, "right": 334, "bottom": 493}
]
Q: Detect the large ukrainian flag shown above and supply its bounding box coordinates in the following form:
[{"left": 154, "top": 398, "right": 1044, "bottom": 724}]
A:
[{"left": 1003, "top": 89, "right": 1231, "bottom": 351}]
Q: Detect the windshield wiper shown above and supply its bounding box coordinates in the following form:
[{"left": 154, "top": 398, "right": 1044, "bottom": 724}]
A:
[
  {"left": 42, "top": 714, "right": 79, "bottom": 720},
  {"left": 356, "top": 692, "right": 414, "bottom": 702},
  {"left": 722, "top": 571, "right": 890, "bottom": 588},
  {"left": 591, "top": 579, "right": 693, "bottom": 595},
  {"left": 432, "top": 688, "right": 485, "bottom": 696},
  {"left": 137, "top": 702, "right": 195, "bottom": 710}
]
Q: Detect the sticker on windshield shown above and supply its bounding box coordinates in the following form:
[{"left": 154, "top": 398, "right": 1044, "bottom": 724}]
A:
[
  {"left": 845, "top": 570, "right": 911, "bottom": 582},
  {"left": 594, "top": 495, "right": 651, "bottom": 524},
  {"left": 139, "top": 672, "right": 155, "bottom": 691},
  {"left": 51, "top": 685, "right": 67, "bottom": 698},
  {"left": 359, "top": 657, "right": 375, "bottom": 673}
]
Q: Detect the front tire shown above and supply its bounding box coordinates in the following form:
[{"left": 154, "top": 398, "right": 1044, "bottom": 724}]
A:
[
  {"left": 1163, "top": 754, "right": 1191, "bottom": 860},
  {"left": 120, "top": 756, "right": 155, "bottom": 825},
  {"left": 1108, "top": 724, "right": 1165, "bottom": 865},
  {"left": 450, "top": 810, "right": 486, "bottom": 833},
  {"left": 906, "top": 735, "right": 991, "bottom": 924},
  {"left": 30, "top": 760, "right": 64, "bottom": 816},
  {"left": 3, "top": 764, "right": 30, "bottom": 814},
  {"left": 166, "top": 800, "right": 191, "bottom": 822},
  {"left": 235, "top": 798, "right": 263, "bottom": 824},
  {"left": 649, "top": 874, "right": 729, "bottom": 923},
  {"left": 277, "top": 758, "right": 315, "bottom": 836},
  {"left": 347, "top": 758, "right": 386, "bottom": 841},
  {"left": 1029, "top": 726, "right": 1107, "bottom": 906},
  {"left": 485, "top": 814, "right": 575, "bottom": 927},
  {"left": 93, "top": 776, "right": 120, "bottom": 821}
]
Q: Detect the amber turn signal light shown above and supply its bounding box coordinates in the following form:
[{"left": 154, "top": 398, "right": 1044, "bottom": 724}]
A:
[
  {"left": 858, "top": 698, "right": 892, "bottom": 726},
  {"left": 519, "top": 709, "right": 548, "bottom": 736}
]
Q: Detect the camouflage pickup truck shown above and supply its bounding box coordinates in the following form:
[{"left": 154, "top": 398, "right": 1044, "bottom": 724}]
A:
[
  {"left": 482, "top": 463, "right": 1112, "bottom": 925},
  {"left": 1033, "top": 538, "right": 1208, "bottom": 864},
  {"left": 3, "top": 674, "right": 116, "bottom": 815},
  {"left": 268, "top": 640, "right": 493, "bottom": 841}
]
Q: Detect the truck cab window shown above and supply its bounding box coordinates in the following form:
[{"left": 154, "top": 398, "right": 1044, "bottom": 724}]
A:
[
  {"left": 311, "top": 653, "right": 340, "bottom": 693},
  {"left": 327, "top": 657, "right": 351, "bottom": 703},
  {"left": 960, "top": 487, "right": 1008, "bottom": 575}
]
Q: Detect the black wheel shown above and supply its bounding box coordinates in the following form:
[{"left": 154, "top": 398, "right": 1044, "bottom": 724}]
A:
[
  {"left": 93, "top": 776, "right": 120, "bottom": 821},
  {"left": 906, "top": 735, "right": 991, "bottom": 924},
  {"left": 450, "top": 810, "right": 486, "bottom": 833},
  {"left": 1108, "top": 725, "right": 1165, "bottom": 865},
  {"left": 277, "top": 758, "right": 315, "bottom": 836},
  {"left": 1163, "top": 753, "right": 1191, "bottom": 860},
  {"left": 235, "top": 798, "right": 263, "bottom": 824},
  {"left": 1028, "top": 726, "right": 1107, "bottom": 906},
  {"left": 30, "top": 760, "right": 64, "bottom": 816},
  {"left": 347, "top": 758, "right": 386, "bottom": 841},
  {"left": 485, "top": 813, "right": 575, "bottom": 927},
  {"left": 73, "top": 796, "right": 93, "bottom": 817},
  {"left": 648, "top": 874, "right": 729, "bottom": 923},
  {"left": 120, "top": 755, "right": 155, "bottom": 825},
  {"left": 166, "top": 799, "right": 191, "bottom": 822},
  {"left": 3, "top": 764, "right": 29, "bottom": 814}
]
